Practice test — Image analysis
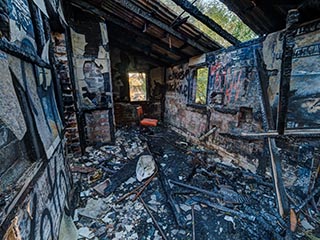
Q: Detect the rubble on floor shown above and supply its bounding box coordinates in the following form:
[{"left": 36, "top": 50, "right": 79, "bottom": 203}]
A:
[{"left": 70, "top": 127, "right": 320, "bottom": 240}]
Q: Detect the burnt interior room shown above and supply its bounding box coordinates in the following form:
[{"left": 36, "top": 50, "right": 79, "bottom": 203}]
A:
[{"left": 0, "top": 0, "right": 320, "bottom": 239}]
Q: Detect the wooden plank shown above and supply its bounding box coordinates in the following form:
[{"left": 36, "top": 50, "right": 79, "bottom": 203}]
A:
[
  {"left": 110, "top": 41, "right": 169, "bottom": 67},
  {"left": 69, "top": 0, "right": 191, "bottom": 60},
  {"left": 170, "top": 0, "right": 241, "bottom": 45},
  {"left": 277, "top": 10, "right": 299, "bottom": 134},
  {"left": 241, "top": 130, "right": 320, "bottom": 138},
  {"left": 104, "top": 0, "right": 210, "bottom": 53},
  {"left": 109, "top": 30, "right": 176, "bottom": 65},
  {"left": 255, "top": 49, "right": 289, "bottom": 217}
]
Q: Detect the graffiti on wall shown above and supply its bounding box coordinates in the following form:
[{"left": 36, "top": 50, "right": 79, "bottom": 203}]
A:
[
  {"left": 0, "top": 51, "right": 27, "bottom": 140},
  {"left": 74, "top": 58, "right": 112, "bottom": 110},
  {"left": 8, "top": 0, "right": 35, "bottom": 46},
  {"left": 7, "top": 144, "right": 71, "bottom": 240},
  {"left": 71, "top": 20, "right": 113, "bottom": 110},
  {"left": 208, "top": 45, "right": 260, "bottom": 109},
  {"left": 81, "top": 60, "right": 109, "bottom": 108},
  {"left": 287, "top": 19, "right": 320, "bottom": 129},
  {"left": 166, "top": 65, "right": 190, "bottom": 99}
]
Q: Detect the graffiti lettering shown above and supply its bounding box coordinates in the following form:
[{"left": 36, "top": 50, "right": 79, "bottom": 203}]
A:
[
  {"left": 168, "top": 68, "right": 190, "bottom": 81},
  {"left": 166, "top": 81, "right": 188, "bottom": 98},
  {"left": 25, "top": 145, "right": 70, "bottom": 240},
  {"left": 293, "top": 43, "right": 320, "bottom": 58},
  {"left": 224, "top": 70, "right": 243, "bottom": 104},
  {"left": 294, "top": 20, "right": 320, "bottom": 36},
  {"left": 210, "top": 63, "right": 252, "bottom": 105}
]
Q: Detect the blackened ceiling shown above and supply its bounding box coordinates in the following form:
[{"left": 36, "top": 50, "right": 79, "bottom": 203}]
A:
[
  {"left": 66, "top": 0, "right": 320, "bottom": 67},
  {"left": 220, "top": 0, "right": 320, "bottom": 35}
]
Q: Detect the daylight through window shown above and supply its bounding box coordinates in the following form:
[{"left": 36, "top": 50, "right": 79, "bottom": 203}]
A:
[
  {"left": 195, "top": 67, "right": 208, "bottom": 104},
  {"left": 129, "top": 72, "right": 147, "bottom": 101}
]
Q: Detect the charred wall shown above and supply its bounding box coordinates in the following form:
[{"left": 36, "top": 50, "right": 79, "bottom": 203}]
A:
[
  {"left": 165, "top": 42, "right": 263, "bottom": 172},
  {"left": 68, "top": 6, "right": 115, "bottom": 146},
  {"left": 0, "top": 0, "right": 71, "bottom": 239},
  {"left": 165, "top": 18, "right": 320, "bottom": 174}
]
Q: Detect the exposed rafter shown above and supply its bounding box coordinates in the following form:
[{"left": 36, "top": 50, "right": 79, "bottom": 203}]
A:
[
  {"left": 170, "top": 0, "right": 241, "bottom": 45},
  {"left": 103, "top": 0, "right": 210, "bottom": 53},
  {"left": 69, "top": 0, "right": 192, "bottom": 60},
  {"left": 109, "top": 27, "right": 178, "bottom": 65},
  {"left": 110, "top": 41, "right": 170, "bottom": 67}
]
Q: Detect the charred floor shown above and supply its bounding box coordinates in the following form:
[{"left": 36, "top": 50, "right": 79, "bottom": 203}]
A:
[
  {"left": 0, "top": 0, "right": 320, "bottom": 239},
  {"left": 67, "top": 126, "right": 320, "bottom": 240}
]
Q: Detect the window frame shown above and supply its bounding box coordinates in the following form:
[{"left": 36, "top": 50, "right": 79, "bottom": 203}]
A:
[
  {"left": 188, "top": 65, "right": 209, "bottom": 108},
  {"left": 128, "top": 71, "right": 148, "bottom": 102}
]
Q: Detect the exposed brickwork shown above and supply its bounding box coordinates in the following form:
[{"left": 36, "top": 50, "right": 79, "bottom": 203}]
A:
[
  {"left": 52, "top": 32, "right": 81, "bottom": 156},
  {"left": 84, "top": 110, "right": 111, "bottom": 144}
]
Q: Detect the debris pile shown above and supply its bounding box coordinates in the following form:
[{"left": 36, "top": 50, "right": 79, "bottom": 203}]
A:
[{"left": 68, "top": 127, "right": 320, "bottom": 240}]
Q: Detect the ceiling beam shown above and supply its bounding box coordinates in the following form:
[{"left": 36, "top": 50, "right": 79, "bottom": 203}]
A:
[
  {"left": 170, "top": 0, "right": 241, "bottom": 45},
  {"left": 110, "top": 41, "right": 170, "bottom": 67},
  {"left": 102, "top": 0, "right": 210, "bottom": 53},
  {"left": 69, "top": 0, "right": 191, "bottom": 59},
  {"left": 109, "top": 28, "right": 177, "bottom": 65},
  {"left": 106, "top": 20, "right": 190, "bottom": 59},
  {"left": 219, "top": 0, "right": 274, "bottom": 34}
]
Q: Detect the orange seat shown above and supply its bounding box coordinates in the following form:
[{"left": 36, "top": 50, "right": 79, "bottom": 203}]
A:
[
  {"left": 137, "top": 106, "right": 158, "bottom": 127},
  {"left": 140, "top": 118, "right": 158, "bottom": 126}
]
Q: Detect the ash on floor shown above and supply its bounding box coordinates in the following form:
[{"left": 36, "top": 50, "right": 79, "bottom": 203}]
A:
[{"left": 67, "top": 127, "right": 319, "bottom": 240}]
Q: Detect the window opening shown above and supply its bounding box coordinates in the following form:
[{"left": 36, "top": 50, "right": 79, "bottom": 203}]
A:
[
  {"left": 194, "top": 67, "right": 208, "bottom": 104},
  {"left": 129, "top": 72, "right": 147, "bottom": 101}
]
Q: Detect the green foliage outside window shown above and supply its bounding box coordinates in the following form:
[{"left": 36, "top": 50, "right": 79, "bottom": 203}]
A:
[{"left": 195, "top": 67, "right": 208, "bottom": 104}]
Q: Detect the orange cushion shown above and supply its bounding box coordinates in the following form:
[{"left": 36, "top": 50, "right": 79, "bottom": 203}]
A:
[{"left": 140, "top": 118, "right": 158, "bottom": 127}]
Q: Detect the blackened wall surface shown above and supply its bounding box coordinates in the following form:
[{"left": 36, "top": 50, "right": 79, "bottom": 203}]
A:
[
  {"left": 165, "top": 18, "right": 320, "bottom": 173},
  {"left": 0, "top": 0, "right": 71, "bottom": 239},
  {"left": 165, "top": 42, "right": 263, "bottom": 172},
  {"left": 68, "top": 6, "right": 115, "bottom": 146}
]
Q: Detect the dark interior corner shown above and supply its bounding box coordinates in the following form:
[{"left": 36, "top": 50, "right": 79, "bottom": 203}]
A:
[{"left": 0, "top": 0, "right": 320, "bottom": 239}]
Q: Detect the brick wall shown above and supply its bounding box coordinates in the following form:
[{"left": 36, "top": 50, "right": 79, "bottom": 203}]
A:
[{"left": 52, "top": 32, "right": 81, "bottom": 156}]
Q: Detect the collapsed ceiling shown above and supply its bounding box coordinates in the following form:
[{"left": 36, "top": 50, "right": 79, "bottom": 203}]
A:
[{"left": 68, "top": 0, "right": 320, "bottom": 67}]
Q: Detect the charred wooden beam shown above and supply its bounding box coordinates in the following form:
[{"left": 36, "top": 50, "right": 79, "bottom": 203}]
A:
[
  {"left": 158, "top": 167, "right": 187, "bottom": 228},
  {"left": 255, "top": 49, "right": 289, "bottom": 217},
  {"left": 241, "top": 130, "right": 320, "bottom": 138},
  {"left": 170, "top": 0, "right": 241, "bottom": 45},
  {"left": 110, "top": 41, "right": 169, "bottom": 67},
  {"left": 108, "top": 27, "right": 178, "bottom": 65},
  {"left": 219, "top": 0, "right": 275, "bottom": 35},
  {"left": 107, "top": 20, "right": 190, "bottom": 59},
  {"left": 69, "top": 0, "right": 191, "bottom": 59},
  {"left": 192, "top": 196, "right": 256, "bottom": 221},
  {"left": 103, "top": 0, "right": 210, "bottom": 53},
  {"left": 0, "top": 39, "right": 50, "bottom": 68},
  {"left": 139, "top": 196, "right": 168, "bottom": 240},
  {"left": 277, "top": 10, "right": 299, "bottom": 134}
]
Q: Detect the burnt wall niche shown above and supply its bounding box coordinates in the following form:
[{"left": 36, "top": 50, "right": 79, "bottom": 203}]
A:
[
  {"left": 109, "top": 46, "right": 165, "bottom": 126},
  {"left": 68, "top": 6, "right": 115, "bottom": 146},
  {"left": 0, "top": 0, "right": 71, "bottom": 239}
]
